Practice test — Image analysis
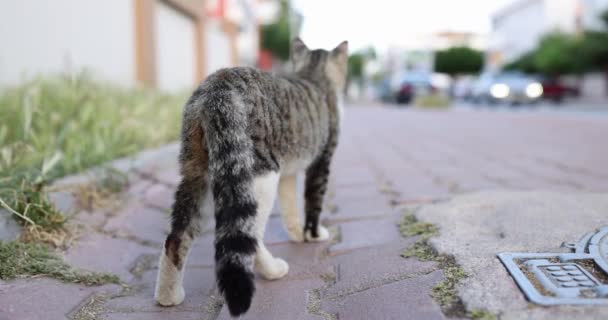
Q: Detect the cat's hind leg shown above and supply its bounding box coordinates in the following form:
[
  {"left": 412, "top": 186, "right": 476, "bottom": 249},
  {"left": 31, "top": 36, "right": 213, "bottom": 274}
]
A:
[
  {"left": 253, "top": 171, "right": 289, "bottom": 280},
  {"left": 303, "top": 156, "right": 332, "bottom": 242},
  {"left": 155, "top": 125, "right": 208, "bottom": 307}
]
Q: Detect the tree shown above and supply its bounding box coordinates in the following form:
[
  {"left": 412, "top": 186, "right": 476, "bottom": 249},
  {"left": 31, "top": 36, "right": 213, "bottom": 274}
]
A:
[
  {"left": 503, "top": 51, "right": 538, "bottom": 74},
  {"left": 533, "top": 32, "right": 586, "bottom": 76},
  {"left": 433, "top": 47, "right": 484, "bottom": 76},
  {"left": 261, "top": 0, "right": 291, "bottom": 61},
  {"left": 347, "top": 47, "right": 377, "bottom": 81}
]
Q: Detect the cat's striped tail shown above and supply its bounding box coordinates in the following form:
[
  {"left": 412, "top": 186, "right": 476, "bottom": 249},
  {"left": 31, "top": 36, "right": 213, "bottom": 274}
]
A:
[{"left": 199, "top": 74, "right": 257, "bottom": 317}]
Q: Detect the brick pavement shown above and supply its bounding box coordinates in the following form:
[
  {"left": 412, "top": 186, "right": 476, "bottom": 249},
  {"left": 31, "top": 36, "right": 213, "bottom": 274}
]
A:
[{"left": 2, "top": 105, "right": 607, "bottom": 320}]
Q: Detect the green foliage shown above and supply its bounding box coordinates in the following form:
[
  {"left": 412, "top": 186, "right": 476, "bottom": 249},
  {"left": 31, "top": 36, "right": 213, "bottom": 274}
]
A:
[
  {"left": 0, "top": 72, "right": 185, "bottom": 244},
  {"left": 348, "top": 47, "right": 377, "bottom": 80},
  {"left": 0, "top": 241, "right": 120, "bottom": 285},
  {"left": 601, "top": 9, "right": 608, "bottom": 28},
  {"left": 533, "top": 32, "right": 587, "bottom": 76},
  {"left": 261, "top": 0, "right": 291, "bottom": 61},
  {"left": 580, "top": 30, "right": 608, "bottom": 69},
  {"left": 399, "top": 213, "right": 439, "bottom": 239},
  {"left": 503, "top": 51, "right": 538, "bottom": 74},
  {"left": 348, "top": 53, "right": 365, "bottom": 80},
  {"left": 434, "top": 47, "right": 484, "bottom": 76}
]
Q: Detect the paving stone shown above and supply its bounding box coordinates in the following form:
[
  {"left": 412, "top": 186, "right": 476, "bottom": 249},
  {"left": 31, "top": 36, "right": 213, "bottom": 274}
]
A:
[
  {"left": 325, "top": 239, "right": 438, "bottom": 298},
  {"left": 47, "top": 189, "right": 77, "bottom": 214},
  {"left": 263, "top": 216, "right": 291, "bottom": 245},
  {"left": 0, "top": 278, "right": 118, "bottom": 320},
  {"left": 217, "top": 279, "right": 325, "bottom": 320},
  {"left": 186, "top": 233, "right": 215, "bottom": 267},
  {"left": 100, "top": 312, "right": 208, "bottom": 320},
  {"left": 326, "top": 194, "right": 394, "bottom": 223},
  {"left": 104, "top": 200, "right": 169, "bottom": 245},
  {"left": 322, "top": 270, "right": 445, "bottom": 320},
  {"left": 127, "top": 178, "right": 154, "bottom": 197},
  {"left": 104, "top": 267, "right": 216, "bottom": 313},
  {"left": 329, "top": 216, "right": 401, "bottom": 255},
  {"left": 63, "top": 233, "right": 158, "bottom": 282},
  {"left": 0, "top": 209, "right": 21, "bottom": 241},
  {"left": 142, "top": 183, "right": 175, "bottom": 211},
  {"left": 264, "top": 242, "right": 334, "bottom": 281}
]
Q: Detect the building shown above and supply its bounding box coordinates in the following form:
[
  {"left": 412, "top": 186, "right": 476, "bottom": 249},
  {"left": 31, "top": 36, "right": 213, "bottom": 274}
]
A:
[
  {"left": 0, "top": 0, "right": 277, "bottom": 91},
  {"left": 489, "top": 0, "right": 608, "bottom": 67}
]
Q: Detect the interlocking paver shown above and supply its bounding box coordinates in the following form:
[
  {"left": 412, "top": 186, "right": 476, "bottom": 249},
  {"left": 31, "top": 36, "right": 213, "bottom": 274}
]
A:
[
  {"left": 104, "top": 267, "right": 216, "bottom": 313},
  {"left": 0, "top": 279, "right": 119, "bottom": 320},
  {"left": 322, "top": 270, "right": 446, "bottom": 320},
  {"left": 329, "top": 216, "right": 401, "bottom": 255},
  {"left": 216, "top": 279, "right": 326, "bottom": 320},
  {"left": 103, "top": 200, "right": 168, "bottom": 246},
  {"left": 64, "top": 233, "right": 158, "bottom": 282}
]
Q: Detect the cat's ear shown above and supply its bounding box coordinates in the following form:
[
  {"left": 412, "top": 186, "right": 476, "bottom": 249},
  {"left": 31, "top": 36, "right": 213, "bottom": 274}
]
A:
[
  {"left": 292, "top": 37, "right": 310, "bottom": 60},
  {"left": 331, "top": 41, "right": 348, "bottom": 63}
]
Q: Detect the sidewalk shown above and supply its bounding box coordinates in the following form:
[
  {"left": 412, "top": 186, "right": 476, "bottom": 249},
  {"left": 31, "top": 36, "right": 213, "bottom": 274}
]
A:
[{"left": 2, "top": 105, "right": 608, "bottom": 319}]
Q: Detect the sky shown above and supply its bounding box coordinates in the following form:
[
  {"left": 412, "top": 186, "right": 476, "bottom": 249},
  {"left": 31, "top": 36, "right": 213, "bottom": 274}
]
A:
[{"left": 291, "top": 0, "right": 517, "bottom": 52}]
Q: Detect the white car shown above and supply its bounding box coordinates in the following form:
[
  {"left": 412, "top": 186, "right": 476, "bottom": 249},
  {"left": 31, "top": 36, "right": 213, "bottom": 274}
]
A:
[{"left": 471, "top": 72, "right": 543, "bottom": 105}]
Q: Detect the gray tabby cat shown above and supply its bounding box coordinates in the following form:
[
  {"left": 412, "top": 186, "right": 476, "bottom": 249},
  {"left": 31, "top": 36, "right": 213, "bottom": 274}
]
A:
[{"left": 154, "top": 38, "right": 348, "bottom": 317}]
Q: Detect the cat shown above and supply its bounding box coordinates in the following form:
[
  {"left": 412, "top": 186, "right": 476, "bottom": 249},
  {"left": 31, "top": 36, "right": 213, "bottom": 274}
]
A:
[{"left": 154, "top": 38, "right": 348, "bottom": 317}]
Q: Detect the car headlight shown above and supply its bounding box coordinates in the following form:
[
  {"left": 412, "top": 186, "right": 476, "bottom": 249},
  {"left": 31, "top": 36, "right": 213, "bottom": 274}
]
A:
[
  {"left": 490, "top": 83, "right": 510, "bottom": 99},
  {"left": 525, "top": 82, "right": 543, "bottom": 98}
]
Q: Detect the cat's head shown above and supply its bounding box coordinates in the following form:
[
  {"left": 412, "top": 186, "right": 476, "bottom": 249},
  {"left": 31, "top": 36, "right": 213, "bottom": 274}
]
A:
[{"left": 290, "top": 38, "right": 349, "bottom": 91}]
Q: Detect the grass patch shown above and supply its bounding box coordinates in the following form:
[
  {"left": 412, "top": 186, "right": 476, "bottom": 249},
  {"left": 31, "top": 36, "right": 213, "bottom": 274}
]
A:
[
  {"left": 469, "top": 309, "right": 497, "bottom": 320},
  {"left": 399, "top": 213, "right": 438, "bottom": 239},
  {"left": 400, "top": 211, "right": 495, "bottom": 319},
  {"left": 414, "top": 94, "right": 451, "bottom": 109},
  {"left": 73, "top": 167, "right": 130, "bottom": 211},
  {"left": 0, "top": 72, "right": 185, "bottom": 244},
  {"left": 0, "top": 241, "right": 120, "bottom": 286}
]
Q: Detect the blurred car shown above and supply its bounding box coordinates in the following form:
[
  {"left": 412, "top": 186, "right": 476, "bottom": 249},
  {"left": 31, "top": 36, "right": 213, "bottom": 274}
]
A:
[
  {"left": 393, "top": 72, "right": 434, "bottom": 105},
  {"left": 539, "top": 77, "right": 579, "bottom": 103},
  {"left": 471, "top": 72, "right": 544, "bottom": 105}
]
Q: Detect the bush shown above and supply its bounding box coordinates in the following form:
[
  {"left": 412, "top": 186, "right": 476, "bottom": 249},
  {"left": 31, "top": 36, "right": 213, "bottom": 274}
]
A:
[
  {"left": 533, "top": 32, "right": 586, "bottom": 76},
  {"left": 434, "top": 47, "right": 484, "bottom": 76}
]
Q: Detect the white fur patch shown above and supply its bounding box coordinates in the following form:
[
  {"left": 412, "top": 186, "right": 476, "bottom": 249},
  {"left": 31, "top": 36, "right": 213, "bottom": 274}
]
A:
[
  {"left": 278, "top": 175, "right": 304, "bottom": 242},
  {"left": 154, "top": 250, "right": 186, "bottom": 306},
  {"left": 251, "top": 172, "right": 290, "bottom": 280},
  {"left": 280, "top": 158, "right": 312, "bottom": 176},
  {"left": 305, "top": 225, "right": 331, "bottom": 242}
]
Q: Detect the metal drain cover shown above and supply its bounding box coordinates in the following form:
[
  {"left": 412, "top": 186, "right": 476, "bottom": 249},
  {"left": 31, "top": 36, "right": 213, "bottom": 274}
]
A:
[{"left": 498, "top": 226, "right": 608, "bottom": 305}]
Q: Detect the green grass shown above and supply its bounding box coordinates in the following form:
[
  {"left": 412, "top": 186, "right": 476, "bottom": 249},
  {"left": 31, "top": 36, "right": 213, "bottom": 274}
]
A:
[
  {"left": 0, "top": 241, "right": 120, "bottom": 285},
  {"left": 413, "top": 94, "right": 451, "bottom": 109},
  {"left": 399, "top": 212, "right": 496, "bottom": 319},
  {"left": 0, "top": 72, "right": 186, "bottom": 242}
]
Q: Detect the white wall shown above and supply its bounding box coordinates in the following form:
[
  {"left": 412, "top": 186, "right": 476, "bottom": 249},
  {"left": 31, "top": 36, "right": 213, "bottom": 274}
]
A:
[
  {"left": 0, "top": 0, "right": 135, "bottom": 87},
  {"left": 154, "top": 1, "right": 196, "bottom": 92},
  {"left": 205, "top": 19, "right": 233, "bottom": 76},
  {"left": 492, "top": 0, "right": 545, "bottom": 63},
  {"left": 581, "top": 0, "right": 608, "bottom": 30}
]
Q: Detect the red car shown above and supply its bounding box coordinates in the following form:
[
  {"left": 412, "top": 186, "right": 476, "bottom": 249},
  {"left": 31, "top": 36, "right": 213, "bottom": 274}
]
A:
[{"left": 540, "top": 78, "right": 579, "bottom": 103}]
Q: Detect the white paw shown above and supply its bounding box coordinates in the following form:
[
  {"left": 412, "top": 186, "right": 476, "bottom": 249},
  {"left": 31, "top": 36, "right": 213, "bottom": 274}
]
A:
[
  {"left": 305, "top": 225, "right": 330, "bottom": 242},
  {"left": 257, "top": 257, "right": 289, "bottom": 280},
  {"left": 155, "top": 284, "right": 185, "bottom": 307}
]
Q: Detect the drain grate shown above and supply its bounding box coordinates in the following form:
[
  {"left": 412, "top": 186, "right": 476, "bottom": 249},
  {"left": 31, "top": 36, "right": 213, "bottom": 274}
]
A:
[{"left": 498, "top": 226, "right": 608, "bottom": 305}]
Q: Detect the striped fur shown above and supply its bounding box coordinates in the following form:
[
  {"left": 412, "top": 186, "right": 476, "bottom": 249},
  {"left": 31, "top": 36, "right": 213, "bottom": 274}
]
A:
[{"left": 155, "top": 38, "right": 348, "bottom": 317}]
